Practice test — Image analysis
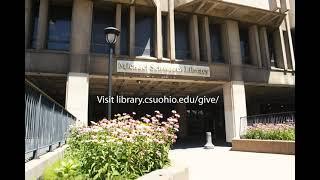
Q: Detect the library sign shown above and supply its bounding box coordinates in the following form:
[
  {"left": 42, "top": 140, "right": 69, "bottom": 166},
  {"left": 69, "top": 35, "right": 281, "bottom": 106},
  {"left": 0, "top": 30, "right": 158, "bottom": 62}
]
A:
[{"left": 117, "top": 60, "right": 210, "bottom": 77}]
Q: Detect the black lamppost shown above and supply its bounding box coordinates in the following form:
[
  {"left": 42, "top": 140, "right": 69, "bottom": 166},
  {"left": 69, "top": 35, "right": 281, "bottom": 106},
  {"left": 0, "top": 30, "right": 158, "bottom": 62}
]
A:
[{"left": 104, "top": 27, "right": 120, "bottom": 119}]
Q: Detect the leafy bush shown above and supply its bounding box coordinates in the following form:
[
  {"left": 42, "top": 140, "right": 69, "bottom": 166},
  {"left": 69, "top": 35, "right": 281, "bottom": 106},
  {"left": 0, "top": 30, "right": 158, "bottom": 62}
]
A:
[
  {"left": 241, "top": 123, "right": 295, "bottom": 141},
  {"left": 44, "top": 110, "right": 180, "bottom": 180}
]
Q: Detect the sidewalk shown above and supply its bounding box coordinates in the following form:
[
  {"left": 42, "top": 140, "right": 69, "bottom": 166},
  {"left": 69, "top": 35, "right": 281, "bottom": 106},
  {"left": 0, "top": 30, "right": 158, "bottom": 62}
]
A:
[{"left": 169, "top": 147, "right": 295, "bottom": 180}]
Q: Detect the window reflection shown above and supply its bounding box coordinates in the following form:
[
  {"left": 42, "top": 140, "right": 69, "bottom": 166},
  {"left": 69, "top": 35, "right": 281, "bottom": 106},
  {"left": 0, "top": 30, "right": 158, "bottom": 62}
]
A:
[
  {"left": 268, "top": 31, "right": 278, "bottom": 68},
  {"left": 239, "top": 27, "right": 250, "bottom": 64},
  {"left": 135, "top": 13, "right": 154, "bottom": 57},
  {"left": 175, "top": 15, "right": 191, "bottom": 60},
  {"left": 47, "top": 5, "right": 72, "bottom": 51},
  {"left": 30, "top": 1, "right": 39, "bottom": 49},
  {"left": 91, "top": 7, "right": 115, "bottom": 54},
  {"left": 210, "top": 24, "right": 224, "bottom": 63}
]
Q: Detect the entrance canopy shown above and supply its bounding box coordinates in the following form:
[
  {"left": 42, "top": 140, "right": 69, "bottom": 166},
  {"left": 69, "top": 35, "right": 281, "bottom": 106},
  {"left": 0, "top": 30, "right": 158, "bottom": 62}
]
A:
[{"left": 175, "top": 0, "right": 286, "bottom": 27}]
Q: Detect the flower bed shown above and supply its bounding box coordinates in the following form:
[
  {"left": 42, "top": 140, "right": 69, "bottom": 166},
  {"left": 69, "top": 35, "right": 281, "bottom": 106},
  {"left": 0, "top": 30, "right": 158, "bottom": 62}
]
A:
[
  {"left": 232, "top": 123, "right": 295, "bottom": 155},
  {"left": 43, "top": 110, "right": 180, "bottom": 180},
  {"left": 241, "top": 123, "right": 295, "bottom": 141}
]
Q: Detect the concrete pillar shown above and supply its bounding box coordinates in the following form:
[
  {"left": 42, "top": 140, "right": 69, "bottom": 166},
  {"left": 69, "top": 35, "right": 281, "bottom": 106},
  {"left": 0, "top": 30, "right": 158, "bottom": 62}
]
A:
[
  {"left": 115, "top": 4, "right": 122, "bottom": 56},
  {"left": 221, "top": 20, "right": 242, "bottom": 80},
  {"left": 223, "top": 81, "right": 247, "bottom": 142},
  {"left": 69, "top": 0, "right": 93, "bottom": 72},
  {"left": 273, "top": 27, "right": 288, "bottom": 70},
  {"left": 258, "top": 27, "right": 271, "bottom": 69},
  {"left": 25, "top": 0, "right": 33, "bottom": 48},
  {"left": 284, "top": 15, "right": 295, "bottom": 71},
  {"left": 176, "top": 103, "right": 188, "bottom": 138},
  {"left": 65, "top": 73, "right": 89, "bottom": 126},
  {"left": 36, "top": 0, "right": 49, "bottom": 50},
  {"left": 129, "top": 5, "right": 135, "bottom": 57},
  {"left": 189, "top": 15, "right": 200, "bottom": 62},
  {"left": 200, "top": 16, "right": 212, "bottom": 63},
  {"left": 248, "top": 25, "right": 262, "bottom": 68},
  {"left": 66, "top": 0, "right": 93, "bottom": 126},
  {"left": 168, "top": 0, "right": 175, "bottom": 61},
  {"left": 154, "top": 0, "right": 163, "bottom": 60}
]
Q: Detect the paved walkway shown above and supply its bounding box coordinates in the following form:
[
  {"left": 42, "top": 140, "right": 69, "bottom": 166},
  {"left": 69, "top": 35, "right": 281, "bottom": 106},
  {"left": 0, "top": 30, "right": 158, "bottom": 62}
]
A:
[{"left": 169, "top": 147, "right": 295, "bottom": 180}]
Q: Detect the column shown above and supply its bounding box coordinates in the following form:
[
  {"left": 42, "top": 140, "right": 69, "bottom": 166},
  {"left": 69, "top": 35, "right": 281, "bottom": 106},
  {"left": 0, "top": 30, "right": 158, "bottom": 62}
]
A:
[
  {"left": 154, "top": 0, "right": 162, "bottom": 60},
  {"left": 36, "top": 0, "right": 49, "bottom": 50},
  {"left": 115, "top": 4, "right": 121, "bottom": 56},
  {"left": 129, "top": 5, "right": 135, "bottom": 57},
  {"left": 66, "top": 0, "right": 93, "bottom": 126},
  {"left": 248, "top": 25, "right": 262, "bottom": 68},
  {"left": 65, "top": 73, "right": 89, "bottom": 127},
  {"left": 201, "top": 16, "right": 212, "bottom": 63},
  {"left": 223, "top": 81, "right": 247, "bottom": 142},
  {"left": 176, "top": 103, "right": 188, "bottom": 138},
  {"left": 25, "top": 0, "right": 33, "bottom": 48},
  {"left": 221, "top": 20, "right": 242, "bottom": 80},
  {"left": 284, "top": 15, "right": 295, "bottom": 71},
  {"left": 273, "top": 27, "right": 288, "bottom": 70},
  {"left": 168, "top": 0, "right": 175, "bottom": 61},
  {"left": 259, "top": 27, "right": 271, "bottom": 69},
  {"left": 189, "top": 15, "right": 200, "bottom": 62}
]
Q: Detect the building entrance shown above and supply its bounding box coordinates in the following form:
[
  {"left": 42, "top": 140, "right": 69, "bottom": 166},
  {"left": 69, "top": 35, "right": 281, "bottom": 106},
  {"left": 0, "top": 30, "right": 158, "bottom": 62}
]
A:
[{"left": 185, "top": 101, "right": 226, "bottom": 146}]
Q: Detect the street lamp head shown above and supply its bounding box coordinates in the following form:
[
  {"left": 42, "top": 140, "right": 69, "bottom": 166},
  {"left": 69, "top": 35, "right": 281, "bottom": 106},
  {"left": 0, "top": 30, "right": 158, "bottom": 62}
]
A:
[{"left": 104, "top": 27, "right": 120, "bottom": 45}]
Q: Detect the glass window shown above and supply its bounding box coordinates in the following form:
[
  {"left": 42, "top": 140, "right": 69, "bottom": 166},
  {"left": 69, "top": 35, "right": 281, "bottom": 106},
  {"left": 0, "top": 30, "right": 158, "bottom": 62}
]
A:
[
  {"left": 47, "top": 5, "right": 72, "bottom": 51},
  {"left": 175, "top": 16, "right": 191, "bottom": 60},
  {"left": 30, "top": 1, "right": 39, "bottom": 49},
  {"left": 135, "top": 13, "right": 155, "bottom": 57},
  {"left": 120, "top": 7, "right": 129, "bottom": 55},
  {"left": 210, "top": 24, "right": 224, "bottom": 63},
  {"left": 239, "top": 27, "right": 250, "bottom": 64},
  {"left": 91, "top": 7, "right": 115, "bottom": 54},
  {"left": 268, "top": 31, "right": 278, "bottom": 67}
]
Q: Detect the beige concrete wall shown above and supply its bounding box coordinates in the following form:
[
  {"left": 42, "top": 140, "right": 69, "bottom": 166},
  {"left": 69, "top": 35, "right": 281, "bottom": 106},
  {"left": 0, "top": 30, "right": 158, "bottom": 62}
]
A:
[
  {"left": 25, "top": 0, "right": 32, "bottom": 48},
  {"left": 248, "top": 25, "right": 262, "bottom": 68},
  {"left": 268, "top": 71, "right": 295, "bottom": 85},
  {"left": 222, "top": 0, "right": 271, "bottom": 10},
  {"left": 65, "top": 73, "right": 89, "bottom": 126},
  {"left": 36, "top": 0, "right": 49, "bottom": 50},
  {"left": 25, "top": 146, "right": 67, "bottom": 180},
  {"left": 223, "top": 81, "right": 247, "bottom": 142},
  {"left": 160, "top": 0, "right": 168, "bottom": 12},
  {"left": 232, "top": 139, "right": 295, "bottom": 155}
]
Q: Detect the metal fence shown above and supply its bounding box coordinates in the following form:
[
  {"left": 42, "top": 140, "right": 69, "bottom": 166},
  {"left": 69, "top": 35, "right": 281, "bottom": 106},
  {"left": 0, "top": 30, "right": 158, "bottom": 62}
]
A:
[
  {"left": 239, "top": 111, "right": 295, "bottom": 137},
  {"left": 25, "top": 79, "right": 76, "bottom": 161}
]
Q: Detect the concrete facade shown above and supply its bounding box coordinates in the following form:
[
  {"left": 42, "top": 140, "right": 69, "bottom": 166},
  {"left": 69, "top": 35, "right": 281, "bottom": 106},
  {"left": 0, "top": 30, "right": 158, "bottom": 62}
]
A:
[
  {"left": 25, "top": 0, "right": 295, "bottom": 143},
  {"left": 223, "top": 81, "right": 247, "bottom": 142}
]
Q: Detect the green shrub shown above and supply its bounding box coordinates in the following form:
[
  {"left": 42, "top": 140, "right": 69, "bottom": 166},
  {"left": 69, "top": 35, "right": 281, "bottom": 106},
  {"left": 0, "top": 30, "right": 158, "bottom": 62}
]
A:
[
  {"left": 242, "top": 123, "right": 295, "bottom": 141},
  {"left": 44, "top": 110, "right": 180, "bottom": 180}
]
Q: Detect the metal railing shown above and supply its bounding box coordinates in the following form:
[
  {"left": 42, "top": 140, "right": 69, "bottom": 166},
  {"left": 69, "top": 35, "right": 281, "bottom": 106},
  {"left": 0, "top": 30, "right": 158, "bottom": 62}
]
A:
[
  {"left": 239, "top": 111, "right": 295, "bottom": 137},
  {"left": 25, "top": 79, "right": 76, "bottom": 162}
]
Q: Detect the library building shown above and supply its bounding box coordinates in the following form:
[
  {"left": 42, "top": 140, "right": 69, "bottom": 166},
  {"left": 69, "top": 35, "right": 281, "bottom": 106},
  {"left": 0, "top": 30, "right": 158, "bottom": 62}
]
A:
[{"left": 25, "top": 0, "right": 295, "bottom": 145}]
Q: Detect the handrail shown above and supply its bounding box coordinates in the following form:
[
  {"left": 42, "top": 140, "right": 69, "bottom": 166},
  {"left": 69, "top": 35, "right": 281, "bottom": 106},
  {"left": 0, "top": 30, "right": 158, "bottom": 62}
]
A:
[{"left": 25, "top": 79, "right": 76, "bottom": 162}]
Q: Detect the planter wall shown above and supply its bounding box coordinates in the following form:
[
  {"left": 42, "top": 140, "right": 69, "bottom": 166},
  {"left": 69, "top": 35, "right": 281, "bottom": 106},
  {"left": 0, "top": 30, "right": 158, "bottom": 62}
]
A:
[{"left": 232, "top": 139, "right": 295, "bottom": 155}]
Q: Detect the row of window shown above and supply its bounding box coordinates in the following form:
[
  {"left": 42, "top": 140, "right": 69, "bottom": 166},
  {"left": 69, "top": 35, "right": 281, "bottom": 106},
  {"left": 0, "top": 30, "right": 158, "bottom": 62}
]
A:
[{"left": 27, "top": 2, "right": 279, "bottom": 66}]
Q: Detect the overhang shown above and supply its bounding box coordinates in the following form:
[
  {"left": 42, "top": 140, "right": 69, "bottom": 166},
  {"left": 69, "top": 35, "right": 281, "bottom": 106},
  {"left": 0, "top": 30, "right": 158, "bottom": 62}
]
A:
[
  {"left": 175, "top": 0, "right": 286, "bottom": 27},
  {"left": 98, "top": 0, "right": 156, "bottom": 7}
]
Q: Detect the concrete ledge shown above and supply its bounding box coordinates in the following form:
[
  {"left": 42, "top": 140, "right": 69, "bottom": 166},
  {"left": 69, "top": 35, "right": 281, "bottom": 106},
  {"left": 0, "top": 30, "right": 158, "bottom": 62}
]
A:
[
  {"left": 25, "top": 146, "right": 67, "bottom": 180},
  {"left": 137, "top": 163, "right": 189, "bottom": 180},
  {"left": 232, "top": 139, "right": 295, "bottom": 155}
]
